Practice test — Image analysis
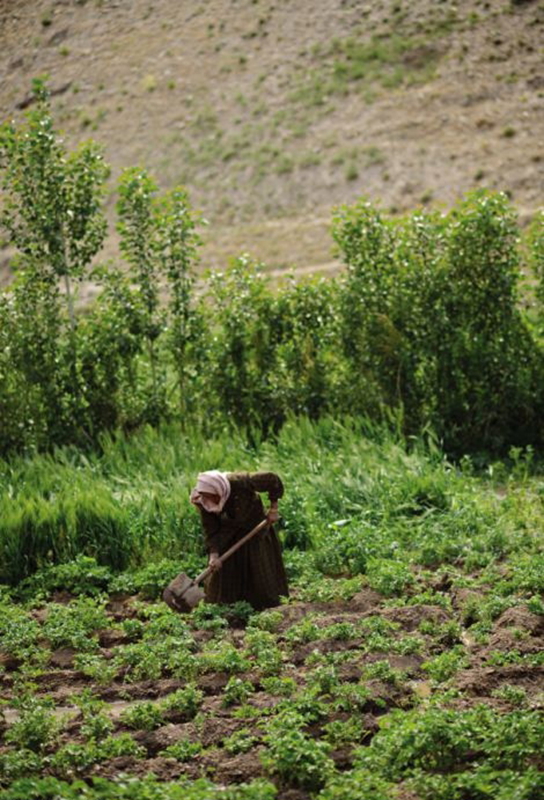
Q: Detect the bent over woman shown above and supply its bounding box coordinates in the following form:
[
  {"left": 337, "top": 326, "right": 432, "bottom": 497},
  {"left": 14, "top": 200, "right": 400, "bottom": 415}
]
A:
[{"left": 190, "top": 470, "right": 289, "bottom": 609}]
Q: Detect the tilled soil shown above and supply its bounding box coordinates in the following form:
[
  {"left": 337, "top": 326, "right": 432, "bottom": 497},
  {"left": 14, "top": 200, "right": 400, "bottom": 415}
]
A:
[{"left": 1, "top": 579, "right": 542, "bottom": 797}]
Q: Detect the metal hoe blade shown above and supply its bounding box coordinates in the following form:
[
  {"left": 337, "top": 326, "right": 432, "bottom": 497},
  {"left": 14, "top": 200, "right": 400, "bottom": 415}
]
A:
[
  {"left": 162, "top": 518, "right": 270, "bottom": 614},
  {"left": 162, "top": 572, "right": 205, "bottom": 613}
]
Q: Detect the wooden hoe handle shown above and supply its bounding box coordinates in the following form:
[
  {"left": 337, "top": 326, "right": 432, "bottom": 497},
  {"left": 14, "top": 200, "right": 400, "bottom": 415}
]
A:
[{"left": 193, "top": 518, "right": 270, "bottom": 586}]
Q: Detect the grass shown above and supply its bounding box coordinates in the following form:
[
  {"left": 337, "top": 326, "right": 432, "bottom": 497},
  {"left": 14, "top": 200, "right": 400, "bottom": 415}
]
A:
[
  {"left": 0, "top": 421, "right": 542, "bottom": 796},
  {"left": 291, "top": 30, "right": 443, "bottom": 111},
  {"left": 0, "top": 415, "right": 542, "bottom": 795},
  {"left": 1, "top": 416, "right": 543, "bottom": 589}
]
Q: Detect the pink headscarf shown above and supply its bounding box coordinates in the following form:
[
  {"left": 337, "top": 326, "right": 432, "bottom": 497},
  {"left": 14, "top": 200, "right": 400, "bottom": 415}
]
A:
[{"left": 190, "top": 470, "right": 231, "bottom": 513}]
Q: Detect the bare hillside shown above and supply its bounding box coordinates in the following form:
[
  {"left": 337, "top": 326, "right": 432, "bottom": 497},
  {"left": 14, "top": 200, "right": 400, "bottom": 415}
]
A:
[{"left": 1, "top": 0, "right": 543, "bottom": 281}]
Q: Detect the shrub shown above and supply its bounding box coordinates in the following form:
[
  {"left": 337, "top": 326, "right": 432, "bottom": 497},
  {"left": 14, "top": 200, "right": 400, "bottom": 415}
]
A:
[
  {"left": 161, "top": 685, "right": 203, "bottom": 719},
  {"left": 48, "top": 742, "right": 102, "bottom": 779},
  {"left": 222, "top": 728, "right": 260, "bottom": 755},
  {"left": 222, "top": 677, "right": 255, "bottom": 707},
  {"left": 422, "top": 646, "right": 469, "bottom": 682},
  {"left": 119, "top": 701, "right": 164, "bottom": 731},
  {"left": 197, "top": 642, "right": 251, "bottom": 674},
  {"left": 365, "top": 558, "right": 415, "bottom": 597},
  {"left": 357, "top": 705, "right": 544, "bottom": 778},
  {"left": 0, "top": 604, "right": 41, "bottom": 661},
  {"left": 316, "top": 767, "right": 393, "bottom": 800},
  {"left": 109, "top": 559, "right": 193, "bottom": 600},
  {"left": 261, "top": 718, "right": 334, "bottom": 791},
  {"left": 160, "top": 740, "right": 203, "bottom": 761},
  {"left": 42, "top": 597, "right": 109, "bottom": 651},
  {"left": 14, "top": 556, "right": 112, "bottom": 601},
  {"left": 0, "top": 749, "right": 43, "bottom": 784},
  {"left": 4, "top": 702, "right": 61, "bottom": 753},
  {"left": 98, "top": 733, "right": 147, "bottom": 759}
]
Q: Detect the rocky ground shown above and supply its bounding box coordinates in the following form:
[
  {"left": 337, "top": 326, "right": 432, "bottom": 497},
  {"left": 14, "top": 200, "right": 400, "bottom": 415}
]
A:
[{"left": 1, "top": 0, "right": 543, "bottom": 287}]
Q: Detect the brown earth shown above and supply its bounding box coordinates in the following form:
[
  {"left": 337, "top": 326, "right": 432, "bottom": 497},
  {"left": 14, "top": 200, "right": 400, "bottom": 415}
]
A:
[
  {"left": 0, "top": 0, "right": 543, "bottom": 294},
  {"left": 1, "top": 580, "right": 542, "bottom": 794}
]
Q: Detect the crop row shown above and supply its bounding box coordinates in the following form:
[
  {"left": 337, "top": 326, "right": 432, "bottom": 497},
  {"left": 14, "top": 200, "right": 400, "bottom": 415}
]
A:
[{"left": 1, "top": 542, "right": 543, "bottom": 799}]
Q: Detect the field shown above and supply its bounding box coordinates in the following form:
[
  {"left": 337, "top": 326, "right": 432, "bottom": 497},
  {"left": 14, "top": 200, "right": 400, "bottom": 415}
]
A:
[
  {"left": 1, "top": 1, "right": 543, "bottom": 795},
  {"left": 1, "top": 419, "right": 543, "bottom": 799}
]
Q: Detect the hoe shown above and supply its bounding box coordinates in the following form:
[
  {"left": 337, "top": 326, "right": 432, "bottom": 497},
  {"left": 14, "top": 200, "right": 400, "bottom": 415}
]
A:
[{"left": 162, "top": 518, "right": 269, "bottom": 613}]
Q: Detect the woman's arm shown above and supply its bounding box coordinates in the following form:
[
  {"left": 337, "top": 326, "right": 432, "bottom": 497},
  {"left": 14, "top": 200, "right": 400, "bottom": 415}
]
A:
[
  {"left": 248, "top": 472, "right": 283, "bottom": 523},
  {"left": 248, "top": 472, "right": 284, "bottom": 501},
  {"left": 200, "top": 509, "right": 224, "bottom": 555}
]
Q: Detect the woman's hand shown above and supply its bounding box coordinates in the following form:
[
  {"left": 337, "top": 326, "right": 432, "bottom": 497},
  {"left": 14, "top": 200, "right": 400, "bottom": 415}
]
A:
[
  {"left": 267, "top": 502, "right": 280, "bottom": 524},
  {"left": 208, "top": 552, "right": 222, "bottom": 572}
]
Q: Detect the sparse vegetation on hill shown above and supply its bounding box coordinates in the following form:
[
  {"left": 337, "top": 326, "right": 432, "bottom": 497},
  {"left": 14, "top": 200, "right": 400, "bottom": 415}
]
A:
[{"left": 0, "top": 0, "right": 542, "bottom": 275}]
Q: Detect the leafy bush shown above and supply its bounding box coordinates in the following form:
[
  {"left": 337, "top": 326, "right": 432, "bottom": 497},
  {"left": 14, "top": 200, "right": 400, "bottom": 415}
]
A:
[
  {"left": 160, "top": 740, "right": 203, "bottom": 761},
  {"left": 119, "top": 701, "right": 164, "bottom": 731},
  {"left": 42, "top": 597, "right": 109, "bottom": 651},
  {"left": 222, "top": 728, "right": 260, "bottom": 755},
  {"left": 0, "top": 604, "right": 41, "bottom": 661},
  {"left": 316, "top": 767, "right": 393, "bottom": 800},
  {"left": 248, "top": 609, "right": 283, "bottom": 633},
  {"left": 48, "top": 742, "right": 102, "bottom": 780},
  {"left": 413, "top": 765, "right": 543, "bottom": 800},
  {"left": 244, "top": 629, "right": 283, "bottom": 676},
  {"left": 422, "top": 645, "right": 469, "bottom": 682},
  {"left": 0, "top": 776, "right": 278, "bottom": 800},
  {"left": 73, "top": 653, "right": 118, "bottom": 685},
  {"left": 161, "top": 685, "right": 204, "bottom": 719},
  {"left": 362, "top": 659, "right": 406, "bottom": 685},
  {"left": 261, "top": 716, "right": 334, "bottom": 791},
  {"left": 4, "top": 701, "right": 61, "bottom": 753},
  {"left": 109, "top": 558, "right": 198, "bottom": 600},
  {"left": 260, "top": 676, "right": 297, "bottom": 697},
  {"left": 98, "top": 734, "right": 146, "bottom": 759},
  {"left": 357, "top": 705, "right": 544, "bottom": 778},
  {"left": 14, "top": 556, "right": 112, "bottom": 602},
  {"left": 197, "top": 642, "right": 251, "bottom": 674},
  {"left": 222, "top": 677, "right": 255, "bottom": 707},
  {"left": 0, "top": 749, "right": 43, "bottom": 784},
  {"left": 365, "top": 558, "right": 415, "bottom": 596}
]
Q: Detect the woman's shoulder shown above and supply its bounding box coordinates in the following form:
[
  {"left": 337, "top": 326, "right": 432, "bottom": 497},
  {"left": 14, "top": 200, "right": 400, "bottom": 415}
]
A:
[{"left": 226, "top": 472, "right": 251, "bottom": 490}]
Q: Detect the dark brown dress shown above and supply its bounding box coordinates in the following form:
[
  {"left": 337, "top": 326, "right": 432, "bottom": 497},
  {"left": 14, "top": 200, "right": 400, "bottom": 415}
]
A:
[{"left": 199, "top": 472, "right": 289, "bottom": 609}]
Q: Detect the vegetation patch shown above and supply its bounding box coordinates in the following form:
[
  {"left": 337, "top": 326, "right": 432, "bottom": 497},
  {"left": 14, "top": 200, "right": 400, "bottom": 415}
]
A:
[{"left": 0, "top": 422, "right": 543, "bottom": 798}]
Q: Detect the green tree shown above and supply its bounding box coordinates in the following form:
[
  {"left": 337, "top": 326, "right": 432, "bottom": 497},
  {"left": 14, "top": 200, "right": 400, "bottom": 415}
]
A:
[
  {"left": 205, "top": 255, "right": 275, "bottom": 431},
  {"left": 77, "top": 265, "right": 146, "bottom": 435},
  {"left": 272, "top": 275, "right": 343, "bottom": 420},
  {"left": 0, "top": 77, "right": 108, "bottom": 450},
  {"left": 440, "top": 191, "right": 543, "bottom": 453},
  {"left": 155, "top": 188, "right": 200, "bottom": 419},
  {"left": 527, "top": 209, "right": 544, "bottom": 335},
  {"left": 116, "top": 167, "right": 165, "bottom": 423},
  {"left": 332, "top": 191, "right": 544, "bottom": 453}
]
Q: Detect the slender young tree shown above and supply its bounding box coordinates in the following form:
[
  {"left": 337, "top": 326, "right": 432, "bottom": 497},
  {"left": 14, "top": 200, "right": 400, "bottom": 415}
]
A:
[
  {"left": 116, "top": 167, "right": 165, "bottom": 421},
  {"left": 0, "top": 77, "right": 108, "bottom": 445},
  {"left": 155, "top": 188, "right": 200, "bottom": 418}
]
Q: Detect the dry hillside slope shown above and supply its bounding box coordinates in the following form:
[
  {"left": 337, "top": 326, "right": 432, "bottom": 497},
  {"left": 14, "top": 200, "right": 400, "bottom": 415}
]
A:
[{"left": 0, "top": 0, "right": 543, "bottom": 281}]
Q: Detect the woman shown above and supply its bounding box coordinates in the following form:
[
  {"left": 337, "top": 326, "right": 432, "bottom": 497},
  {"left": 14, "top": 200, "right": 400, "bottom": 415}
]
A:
[{"left": 190, "top": 470, "right": 289, "bottom": 609}]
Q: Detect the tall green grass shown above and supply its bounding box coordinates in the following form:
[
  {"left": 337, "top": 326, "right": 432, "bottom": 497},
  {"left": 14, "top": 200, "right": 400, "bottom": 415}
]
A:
[{"left": 0, "top": 417, "right": 542, "bottom": 585}]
